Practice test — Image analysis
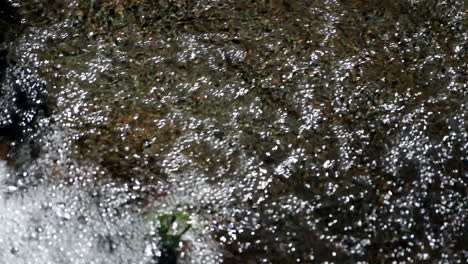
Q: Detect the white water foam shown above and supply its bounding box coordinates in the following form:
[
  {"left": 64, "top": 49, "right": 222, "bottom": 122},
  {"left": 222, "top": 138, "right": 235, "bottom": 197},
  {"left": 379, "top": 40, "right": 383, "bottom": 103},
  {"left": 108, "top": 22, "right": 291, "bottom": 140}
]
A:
[{"left": 0, "top": 161, "right": 155, "bottom": 264}]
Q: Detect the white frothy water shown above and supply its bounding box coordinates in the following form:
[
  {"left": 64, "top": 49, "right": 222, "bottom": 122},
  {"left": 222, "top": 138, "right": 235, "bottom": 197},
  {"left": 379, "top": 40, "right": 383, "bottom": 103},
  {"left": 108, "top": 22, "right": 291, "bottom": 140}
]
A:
[
  {"left": 0, "top": 126, "right": 224, "bottom": 264},
  {"left": 0, "top": 161, "right": 154, "bottom": 264}
]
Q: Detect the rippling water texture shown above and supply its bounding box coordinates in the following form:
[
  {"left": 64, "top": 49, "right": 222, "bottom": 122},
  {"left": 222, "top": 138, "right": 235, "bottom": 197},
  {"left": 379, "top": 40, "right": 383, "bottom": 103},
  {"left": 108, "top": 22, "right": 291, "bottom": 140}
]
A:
[{"left": 0, "top": 0, "right": 466, "bottom": 263}]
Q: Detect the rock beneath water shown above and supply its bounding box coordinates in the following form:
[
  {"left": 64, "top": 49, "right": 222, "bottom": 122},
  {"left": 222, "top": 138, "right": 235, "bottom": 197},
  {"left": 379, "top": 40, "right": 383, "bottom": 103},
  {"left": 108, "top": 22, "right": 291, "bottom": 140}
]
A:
[
  {"left": 0, "top": 65, "right": 49, "bottom": 142},
  {"left": 0, "top": 143, "right": 8, "bottom": 160},
  {"left": 0, "top": 0, "right": 50, "bottom": 167},
  {"left": 157, "top": 246, "right": 177, "bottom": 264},
  {"left": 0, "top": 143, "right": 14, "bottom": 165},
  {"left": 0, "top": 0, "right": 20, "bottom": 24}
]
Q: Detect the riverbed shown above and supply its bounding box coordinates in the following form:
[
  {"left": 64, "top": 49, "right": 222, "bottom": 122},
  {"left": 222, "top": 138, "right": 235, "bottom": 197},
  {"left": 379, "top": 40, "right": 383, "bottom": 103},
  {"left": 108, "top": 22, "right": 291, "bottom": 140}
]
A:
[{"left": 0, "top": 0, "right": 466, "bottom": 263}]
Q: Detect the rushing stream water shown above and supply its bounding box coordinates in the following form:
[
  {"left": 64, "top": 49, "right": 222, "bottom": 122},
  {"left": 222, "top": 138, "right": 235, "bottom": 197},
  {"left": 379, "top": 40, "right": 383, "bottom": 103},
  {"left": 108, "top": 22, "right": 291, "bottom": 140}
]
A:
[{"left": 0, "top": 0, "right": 466, "bottom": 263}]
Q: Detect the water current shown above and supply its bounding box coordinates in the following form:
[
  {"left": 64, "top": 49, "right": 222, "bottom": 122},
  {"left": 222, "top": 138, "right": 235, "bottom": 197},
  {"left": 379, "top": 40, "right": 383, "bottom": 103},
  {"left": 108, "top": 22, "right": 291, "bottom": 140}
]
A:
[{"left": 0, "top": 0, "right": 466, "bottom": 263}]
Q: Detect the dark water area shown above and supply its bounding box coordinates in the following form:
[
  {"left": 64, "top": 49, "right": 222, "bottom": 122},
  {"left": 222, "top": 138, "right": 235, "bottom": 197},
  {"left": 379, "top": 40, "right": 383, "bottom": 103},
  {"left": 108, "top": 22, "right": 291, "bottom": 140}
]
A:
[{"left": 0, "top": 0, "right": 466, "bottom": 263}]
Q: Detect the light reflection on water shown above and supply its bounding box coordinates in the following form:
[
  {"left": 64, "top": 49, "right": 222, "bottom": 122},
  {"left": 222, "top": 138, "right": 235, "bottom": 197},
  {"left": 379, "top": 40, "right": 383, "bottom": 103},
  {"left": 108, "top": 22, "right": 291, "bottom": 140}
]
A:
[{"left": 0, "top": 0, "right": 466, "bottom": 263}]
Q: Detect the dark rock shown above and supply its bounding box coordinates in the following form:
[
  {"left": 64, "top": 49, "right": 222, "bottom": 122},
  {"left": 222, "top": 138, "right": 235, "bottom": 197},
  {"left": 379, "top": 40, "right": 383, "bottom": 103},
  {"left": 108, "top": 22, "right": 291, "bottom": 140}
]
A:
[
  {"left": 0, "top": 0, "right": 20, "bottom": 24},
  {"left": 156, "top": 246, "right": 177, "bottom": 264},
  {"left": 0, "top": 0, "right": 49, "bottom": 158},
  {"left": 0, "top": 65, "right": 49, "bottom": 142}
]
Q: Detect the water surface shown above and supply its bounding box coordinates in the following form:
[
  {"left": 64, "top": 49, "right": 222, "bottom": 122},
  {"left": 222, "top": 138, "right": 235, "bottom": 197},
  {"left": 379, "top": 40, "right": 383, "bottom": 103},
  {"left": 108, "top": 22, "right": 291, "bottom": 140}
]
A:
[{"left": 0, "top": 0, "right": 466, "bottom": 263}]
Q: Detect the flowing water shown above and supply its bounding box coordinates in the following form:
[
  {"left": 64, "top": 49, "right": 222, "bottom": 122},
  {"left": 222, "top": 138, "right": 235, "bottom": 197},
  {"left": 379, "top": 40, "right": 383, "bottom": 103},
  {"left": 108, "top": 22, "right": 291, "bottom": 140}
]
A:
[{"left": 0, "top": 0, "right": 466, "bottom": 263}]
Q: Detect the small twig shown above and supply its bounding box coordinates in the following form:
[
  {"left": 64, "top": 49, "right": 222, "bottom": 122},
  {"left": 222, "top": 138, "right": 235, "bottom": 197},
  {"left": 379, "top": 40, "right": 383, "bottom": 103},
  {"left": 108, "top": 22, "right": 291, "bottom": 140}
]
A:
[{"left": 177, "top": 224, "right": 192, "bottom": 238}]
